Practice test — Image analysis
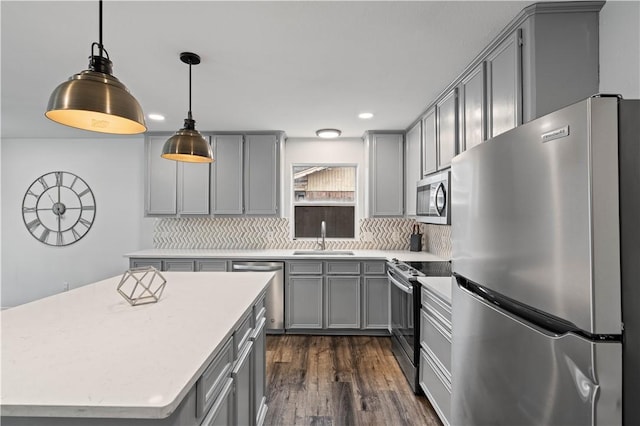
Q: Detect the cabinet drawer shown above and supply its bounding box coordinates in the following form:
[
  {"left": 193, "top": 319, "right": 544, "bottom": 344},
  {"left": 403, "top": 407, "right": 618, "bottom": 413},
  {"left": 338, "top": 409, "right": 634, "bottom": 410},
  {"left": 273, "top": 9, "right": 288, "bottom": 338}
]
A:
[
  {"left": 363, "top": 261, "right": 386, "bottom": 275},
  {"left": 326, "top": 261, "right": 360, "bottom": 275},
  {"left": 196, "top": 338, "right": 233, "bottom": 418},
  {"left": 200, "top": 377, "right": 234, "bottom": 426},
  {"left": 421, "top": 286, "right": 452, "bottom": 327},
  {"left": 287, "top": 261, "right": 323, "bottom": 275},
  {"left": 196, "top": 260, "right": 227, "bottom": 272},
  {"left": 234, "top": 311, "right": 253, "bottom": 355},
  {"left": 420, "top": 348, "right": 451, "bottom": 426},
  {"left": 420, "top": 308, "right": 452, "bottom": 379},
  {"left": 164, "top": 259, "right": 195, "bottom": 272},
  {"left": 129, "top": 259, "right": 163, "bottom": 270}
]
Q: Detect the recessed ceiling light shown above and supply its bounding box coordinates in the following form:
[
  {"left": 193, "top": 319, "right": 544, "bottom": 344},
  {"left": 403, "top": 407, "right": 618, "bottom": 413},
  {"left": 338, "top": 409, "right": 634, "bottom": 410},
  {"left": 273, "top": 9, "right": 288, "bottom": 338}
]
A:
[
  {"left": 316, "top": 128, "right": 342, "bottom": 138},
  {"left": 148, "top": 113, "right": 165, "bottom": 121},
  {"left": 358, "top": 112, "right": 374, "bottom": 119}
]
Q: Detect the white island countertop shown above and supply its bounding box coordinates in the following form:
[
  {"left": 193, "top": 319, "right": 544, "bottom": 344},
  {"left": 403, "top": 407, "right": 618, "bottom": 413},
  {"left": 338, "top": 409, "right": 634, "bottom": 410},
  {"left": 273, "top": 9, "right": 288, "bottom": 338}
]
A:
[
  {"left": 124, "top": 248, "right": 447, "bottom": 262},
  {"left": 417, "top": 276, "right": 454, "bottom": 304},
  {"left": 0, "top": 271, "right": 272, "bottom": 419}
]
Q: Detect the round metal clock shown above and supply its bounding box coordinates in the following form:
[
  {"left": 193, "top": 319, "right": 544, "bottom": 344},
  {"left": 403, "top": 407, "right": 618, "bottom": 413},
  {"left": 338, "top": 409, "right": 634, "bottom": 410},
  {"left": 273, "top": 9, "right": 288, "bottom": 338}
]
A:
[{"left": 22, "top": 171, "right": 96, "bottom": 246}]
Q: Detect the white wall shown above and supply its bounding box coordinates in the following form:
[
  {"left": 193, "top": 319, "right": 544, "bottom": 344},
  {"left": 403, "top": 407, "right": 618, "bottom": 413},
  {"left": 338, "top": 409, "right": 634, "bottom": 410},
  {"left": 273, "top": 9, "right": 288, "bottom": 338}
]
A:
[
  {"left": 283, "top": 137, "right": 365, "bottom": 235},
  {"left": 1, "top": 137, "right": 152, "bottom": 307},
  {"left": 599, "top": 1, "right": 640, "bottom": 98}
]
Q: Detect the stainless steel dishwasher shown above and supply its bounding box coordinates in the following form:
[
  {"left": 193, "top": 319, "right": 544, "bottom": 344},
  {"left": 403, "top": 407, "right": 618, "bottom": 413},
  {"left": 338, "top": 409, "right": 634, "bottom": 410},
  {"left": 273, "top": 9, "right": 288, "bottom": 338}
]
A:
[{"left": 231, "top": 261, "right": 284, "bottom": 333}]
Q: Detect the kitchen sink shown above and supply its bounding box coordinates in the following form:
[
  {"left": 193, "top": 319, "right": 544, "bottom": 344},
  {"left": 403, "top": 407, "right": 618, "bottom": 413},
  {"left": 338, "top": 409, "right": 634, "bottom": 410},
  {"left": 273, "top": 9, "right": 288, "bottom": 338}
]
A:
[{"left": 292, "top": 250, "right": 355, "bottom": 256}]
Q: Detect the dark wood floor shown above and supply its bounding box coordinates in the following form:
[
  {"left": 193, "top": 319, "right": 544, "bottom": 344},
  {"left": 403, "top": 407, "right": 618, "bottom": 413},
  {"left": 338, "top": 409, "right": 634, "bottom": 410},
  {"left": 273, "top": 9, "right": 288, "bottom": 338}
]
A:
[{"left": 264, "top": 335, "right": 443, "bottom": 426}]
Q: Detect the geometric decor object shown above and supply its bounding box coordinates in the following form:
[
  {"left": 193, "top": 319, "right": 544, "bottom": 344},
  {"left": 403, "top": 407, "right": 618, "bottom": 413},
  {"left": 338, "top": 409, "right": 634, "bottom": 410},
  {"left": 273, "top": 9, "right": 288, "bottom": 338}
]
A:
[{"left": 117, "top": 267, "right": 167, "bottom": 306}]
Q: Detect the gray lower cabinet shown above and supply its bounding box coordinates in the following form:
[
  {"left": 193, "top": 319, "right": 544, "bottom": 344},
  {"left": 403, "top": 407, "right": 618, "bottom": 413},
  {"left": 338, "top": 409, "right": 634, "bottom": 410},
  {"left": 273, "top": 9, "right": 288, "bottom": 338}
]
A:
[
  {"left": 362, "top": 276, "right": 389, "bottom": 329},
  {"left": 251, "top": 317, "right": 268, "bottom": 426},
  {"left": 129, "top": 258, "right": 228, "bottom": 272},
  {"left": 232, "top": 340, "right": 253, "bottom": 426},
  {"left": 196, "top": 260, "right": 228, "bottom": 272},
  {"left": 164, "top": 259, "right": 196, "bottom": 272},
  {"left": 130, "top": 258, "right": 163, "bottom": 270},
  {"left": 287, "top": 276, "right": 323, "bottom": 329},
  {"left": 367, "top": 132, "right": 404, "bottom": 217},
  {"left": 200, "top": 378, "right": 234, "bottom": 426},
  {"left": 325, "top": 276, "right": 360, "bottom": 328},
  {"left": 145, "top": 135, "right": 210, "bottom": 216}
]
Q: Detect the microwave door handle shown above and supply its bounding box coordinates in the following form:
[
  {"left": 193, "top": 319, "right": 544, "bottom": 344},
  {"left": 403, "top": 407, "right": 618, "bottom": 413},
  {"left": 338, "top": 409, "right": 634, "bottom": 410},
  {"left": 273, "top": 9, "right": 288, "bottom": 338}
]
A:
[
  {"left": 388, "top": 272, "right": 413, "bottom": 295},
  {"left": 435, "top": 182, "right": 446, "bottom": 216}
]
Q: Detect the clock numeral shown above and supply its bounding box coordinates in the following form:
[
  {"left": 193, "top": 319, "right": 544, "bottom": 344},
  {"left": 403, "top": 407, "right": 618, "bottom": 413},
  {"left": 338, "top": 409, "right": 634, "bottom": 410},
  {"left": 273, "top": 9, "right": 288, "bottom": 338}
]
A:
[
  {"left": 26, "top": 189, "right": 39, "bottom": 199},
  {"left": 39, "top": 229, "right": 50, "bottom": 243},
  {"left": 78, "top": 188, "right": 91, "bottom": 198},
  {"left": 55, "top": 172, "right": 63, "bottom": 187},
  {"left": 38, "top": 177, "right": 49, "bottom": 190},
  {"left": 82, "top": 205, "right": 95, "bottom": 211},
  {"left": 71, "top": 228, "right": 82, "bottom": 241},
  {"left": 27, "top": 218, "right": 41, "bottom": 232},
  {"left": 22, "top": 206, "right": 37, "bottom": 213},
  {"left": 56, "top": 232, "right": 64, "bottom": 246},
  {"left": 70, "top": 175, "right": 79, "bottom": 190},
  {"left": 79, "top": 218, "right": 92, "bottom": 228}
]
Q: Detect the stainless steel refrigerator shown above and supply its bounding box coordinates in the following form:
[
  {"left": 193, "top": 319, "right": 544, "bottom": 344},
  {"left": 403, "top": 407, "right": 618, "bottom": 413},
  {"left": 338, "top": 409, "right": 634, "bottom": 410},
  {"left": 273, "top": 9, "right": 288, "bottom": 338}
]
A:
[{"left": 451, "top": 96, "right": 639, "bottom": 425}]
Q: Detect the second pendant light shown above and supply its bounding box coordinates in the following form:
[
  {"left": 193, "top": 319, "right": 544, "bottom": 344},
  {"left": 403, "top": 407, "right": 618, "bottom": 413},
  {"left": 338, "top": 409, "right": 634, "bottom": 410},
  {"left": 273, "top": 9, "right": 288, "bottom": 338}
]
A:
[{"left": 161, "top": 52, "right": 214, "bottom": 163}]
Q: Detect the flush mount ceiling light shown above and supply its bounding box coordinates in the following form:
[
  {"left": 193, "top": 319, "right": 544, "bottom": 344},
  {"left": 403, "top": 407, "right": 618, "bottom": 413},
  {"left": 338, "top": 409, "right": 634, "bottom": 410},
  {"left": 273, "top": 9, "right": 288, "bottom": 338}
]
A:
[
  {"left": 45, "top": 0, "right": 146, "bottom": 134},
  {"left": 358, "top": 112, "right": 374, "bottom": 119},
  {"left": 148, "top": 113, "right": 165, "bottom": 121},
  {"left": 161, "top": 52, "right": 213, "bottom": 163},
  {"left": 316, "top": 128, "right": 342, "bottom": 139}
]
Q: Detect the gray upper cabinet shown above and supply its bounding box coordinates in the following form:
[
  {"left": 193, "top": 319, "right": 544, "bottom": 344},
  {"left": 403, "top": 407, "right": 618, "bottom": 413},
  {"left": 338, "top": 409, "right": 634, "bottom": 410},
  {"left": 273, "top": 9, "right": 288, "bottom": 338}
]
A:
[
  {"left": 436, "top": 88, "right": 458, "bottom": 170},
  {"left": 459, "top": 62, "right": 486, "bottom": 152},
  {"left": 211, "top": 135, "right": 244, "bottom": 215},
  {"left": 422, "top": 109, "right": 437, "bottom": 177},
  {"left": 368, "top": 132, "right": 404, "bottom": 217},
  {"left": 244, "top": 134, "right": 278, "bottom": 216},
  {"left": 146, "top": 135, "right": 210, "bottom": 216},
  {"left": 486, "top": 30, "right": 522, "bottom": 139},
  {"left": 405, "top": 121, "right": 421, "bottom": 216}
]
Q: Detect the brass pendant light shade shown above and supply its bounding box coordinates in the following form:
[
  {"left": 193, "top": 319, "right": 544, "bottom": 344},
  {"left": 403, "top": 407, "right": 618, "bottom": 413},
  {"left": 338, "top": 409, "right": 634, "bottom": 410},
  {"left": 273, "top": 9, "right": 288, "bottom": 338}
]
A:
[
  {"left": 161, "top": 52, "right": 213, "bottom": 163},
  {"left": 45, "top": 1, "right": 146, "bottom": 134}
]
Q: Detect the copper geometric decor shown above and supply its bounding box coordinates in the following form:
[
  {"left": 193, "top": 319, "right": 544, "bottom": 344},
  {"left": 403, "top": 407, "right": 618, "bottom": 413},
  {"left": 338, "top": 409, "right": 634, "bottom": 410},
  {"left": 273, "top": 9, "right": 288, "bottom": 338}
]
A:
[{"left": 117, "top": 267, "right": 167, "bottom": 306}]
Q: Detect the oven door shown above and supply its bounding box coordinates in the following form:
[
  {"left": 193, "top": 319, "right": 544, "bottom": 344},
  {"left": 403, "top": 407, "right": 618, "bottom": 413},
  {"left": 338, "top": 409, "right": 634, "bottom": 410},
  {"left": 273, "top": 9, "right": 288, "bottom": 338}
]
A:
[{"left": 388, "top": 270, "right": 415, "bottom": 359}]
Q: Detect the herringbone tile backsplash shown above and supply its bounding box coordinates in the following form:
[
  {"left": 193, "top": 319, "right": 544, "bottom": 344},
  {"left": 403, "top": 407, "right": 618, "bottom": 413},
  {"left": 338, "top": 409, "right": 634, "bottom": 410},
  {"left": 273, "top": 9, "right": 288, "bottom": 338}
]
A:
[{"left": 154, "top": 217, "right": 451, "bottom": 259}]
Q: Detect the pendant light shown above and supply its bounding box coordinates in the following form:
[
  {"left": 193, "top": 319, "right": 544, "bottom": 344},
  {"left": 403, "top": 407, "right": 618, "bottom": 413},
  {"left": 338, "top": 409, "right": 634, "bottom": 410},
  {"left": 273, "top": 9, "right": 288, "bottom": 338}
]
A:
[
  {"left": 45, "top": 0, "right": 146, "bottom": 135},
  {"left": 161, "top": 52, "right": 213, "bottom": 163}
]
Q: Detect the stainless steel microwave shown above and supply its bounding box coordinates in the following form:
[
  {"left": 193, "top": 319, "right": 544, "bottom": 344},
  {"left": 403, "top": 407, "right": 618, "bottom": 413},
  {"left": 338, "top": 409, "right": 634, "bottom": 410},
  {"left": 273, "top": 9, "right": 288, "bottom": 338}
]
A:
[{"left": 416, "top": 170, "right": 450, "bottom": 224}]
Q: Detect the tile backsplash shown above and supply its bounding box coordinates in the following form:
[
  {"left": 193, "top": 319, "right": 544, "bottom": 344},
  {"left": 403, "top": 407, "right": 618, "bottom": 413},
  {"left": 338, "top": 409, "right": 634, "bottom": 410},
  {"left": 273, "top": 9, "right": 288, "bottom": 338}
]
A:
[{"left": 154, "top": 217, "right": 451, "bottom": 259}]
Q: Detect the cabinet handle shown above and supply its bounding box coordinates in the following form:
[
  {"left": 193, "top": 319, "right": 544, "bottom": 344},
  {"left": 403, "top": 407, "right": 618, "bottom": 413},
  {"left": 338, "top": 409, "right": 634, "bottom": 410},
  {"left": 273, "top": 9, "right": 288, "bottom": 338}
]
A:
[
  {"left": 201, "top": 378, "right": 234, "bottom": 426},
  {"left": 232, "top": 341, "right": 254, "bottom": 376}
]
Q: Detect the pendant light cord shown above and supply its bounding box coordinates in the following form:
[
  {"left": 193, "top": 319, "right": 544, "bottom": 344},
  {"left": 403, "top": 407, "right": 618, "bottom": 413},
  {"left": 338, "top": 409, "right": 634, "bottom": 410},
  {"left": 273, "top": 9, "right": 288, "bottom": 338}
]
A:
[
  {"left": 188, "top": 60, "right": 193, "bottom": 121},
  {"left": 98, "top": 0, "right": 103, "bottom": 58}
]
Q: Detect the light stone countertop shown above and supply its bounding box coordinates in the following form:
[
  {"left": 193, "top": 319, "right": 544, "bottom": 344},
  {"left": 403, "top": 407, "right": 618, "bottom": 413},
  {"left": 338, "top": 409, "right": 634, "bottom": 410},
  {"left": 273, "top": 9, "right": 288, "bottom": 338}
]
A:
[
  {"left": 0, "top": 271, "right": 272, "bottom": 419},
  {"left": 124, "top": 248, "right": 448, "bottom": 262},
  {"left": 417, "top": 276, "right": 454, "bottom": 304}
]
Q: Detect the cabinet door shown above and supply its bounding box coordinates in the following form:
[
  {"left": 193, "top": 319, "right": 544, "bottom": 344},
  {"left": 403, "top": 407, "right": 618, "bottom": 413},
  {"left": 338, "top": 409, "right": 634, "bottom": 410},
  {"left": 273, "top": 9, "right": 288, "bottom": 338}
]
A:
[
  {"left": 232, "top": 341, "right": 253, "bottom": 426},
  {"left": 201, "top": 378, "right": 234, "bottom": 426},
  {"left": 244, "top": 134, "right": 278, "bottom": 216},
  {"left": 211, "top": 135, "right": 244, "bottom": 215},
  {"left": 422, "top": 109, "right": 437, "bottom": 176},
  {"left": 363, "top": 277, "right": 389, "bottom": 329},
  {"left": 325, "top": 276, "right": 360, "bottom": 328},
  {"left": 460, "top": 62, "right": 486, "bottom": 152},
  {"left": 287, "top": 277, "right": 323, "bottom": 329},
  {"left": 370, "top": 133, "right": 404, "bottom": 217},
  {"left": 436, "top": 88, "right": 458, "bottom": 170},
  {"left": 177, "top": 161, "right": 210, "bottom": 215},
  {"left": 405, "top": 121, "right": 421, "bottom": 216},
  {"left": 487, "top": 30, "right": 522, "bottom": 138},
  {"left": 251, "top": 318, "right": 267, "bottom": 426},
  {"left": 163, "top": 260, "right": 195, "bottom": 272},
  {"left": 145, "top": 136, "right": 177, "bottom": 215},
  {"left": 130, "top": 258, "right": 163, "bottom": 270}
]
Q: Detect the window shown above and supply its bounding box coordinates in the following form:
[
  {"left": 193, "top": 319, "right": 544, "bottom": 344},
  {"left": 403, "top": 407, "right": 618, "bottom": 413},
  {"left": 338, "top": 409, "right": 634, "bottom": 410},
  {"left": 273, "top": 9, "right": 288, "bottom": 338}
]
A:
[{"left": 292, "top": 165, "right": 357, "bottom": 238}]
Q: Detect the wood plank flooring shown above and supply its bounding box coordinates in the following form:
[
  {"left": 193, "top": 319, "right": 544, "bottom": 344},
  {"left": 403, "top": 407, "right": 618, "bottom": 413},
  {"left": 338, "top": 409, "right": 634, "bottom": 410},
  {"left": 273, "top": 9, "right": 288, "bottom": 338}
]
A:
[{"left": 265, "top": 335, "right": 443, "bottom": 426}]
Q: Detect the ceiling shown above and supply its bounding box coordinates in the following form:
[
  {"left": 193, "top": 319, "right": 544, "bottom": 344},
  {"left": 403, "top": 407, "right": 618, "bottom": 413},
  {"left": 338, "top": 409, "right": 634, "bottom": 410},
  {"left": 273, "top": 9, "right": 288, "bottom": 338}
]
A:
[{"left": 1, "top": 1, "right": 533, "bottom": 139}]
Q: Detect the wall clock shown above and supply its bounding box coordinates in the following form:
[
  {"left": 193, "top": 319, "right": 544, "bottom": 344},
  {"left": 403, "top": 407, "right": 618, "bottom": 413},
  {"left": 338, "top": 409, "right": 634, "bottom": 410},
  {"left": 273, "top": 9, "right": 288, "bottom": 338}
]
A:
[{"left": 22, "top": 171, "right": 96, "bottom": 246}]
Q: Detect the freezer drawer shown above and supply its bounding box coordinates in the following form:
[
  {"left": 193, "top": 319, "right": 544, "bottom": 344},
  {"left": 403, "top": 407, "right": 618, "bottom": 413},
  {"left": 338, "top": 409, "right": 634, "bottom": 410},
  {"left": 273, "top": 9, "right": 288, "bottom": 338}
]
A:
[{"left": 452, "top": 283, "right": 622, "bottom": 426}]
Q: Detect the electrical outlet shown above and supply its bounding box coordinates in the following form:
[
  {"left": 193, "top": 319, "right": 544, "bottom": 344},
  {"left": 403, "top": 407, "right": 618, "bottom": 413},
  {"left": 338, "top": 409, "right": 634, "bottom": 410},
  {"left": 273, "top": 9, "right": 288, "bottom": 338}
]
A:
[{"left": 267, "top": 231, "right": 274, "bottom": 242}]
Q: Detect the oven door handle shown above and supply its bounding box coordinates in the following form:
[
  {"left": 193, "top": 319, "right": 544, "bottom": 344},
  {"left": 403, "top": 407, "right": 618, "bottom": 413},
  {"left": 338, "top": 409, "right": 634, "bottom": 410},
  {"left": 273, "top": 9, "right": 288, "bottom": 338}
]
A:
[{"left": 388, "top": 272, "right": 413, "bottom": 295}]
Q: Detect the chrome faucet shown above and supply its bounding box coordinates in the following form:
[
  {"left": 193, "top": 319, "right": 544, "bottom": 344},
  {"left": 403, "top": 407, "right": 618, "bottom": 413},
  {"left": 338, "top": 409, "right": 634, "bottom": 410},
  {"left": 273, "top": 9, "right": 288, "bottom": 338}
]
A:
[{"left": 318, "top": 220, "right": 327, "bottom": 250}]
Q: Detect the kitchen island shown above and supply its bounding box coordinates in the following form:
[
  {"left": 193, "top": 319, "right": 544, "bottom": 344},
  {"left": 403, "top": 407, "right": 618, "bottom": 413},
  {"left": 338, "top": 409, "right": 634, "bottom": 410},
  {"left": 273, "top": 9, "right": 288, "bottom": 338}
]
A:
[{"left": 1, "top": 271, "right": 272, "bottom": 426}]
